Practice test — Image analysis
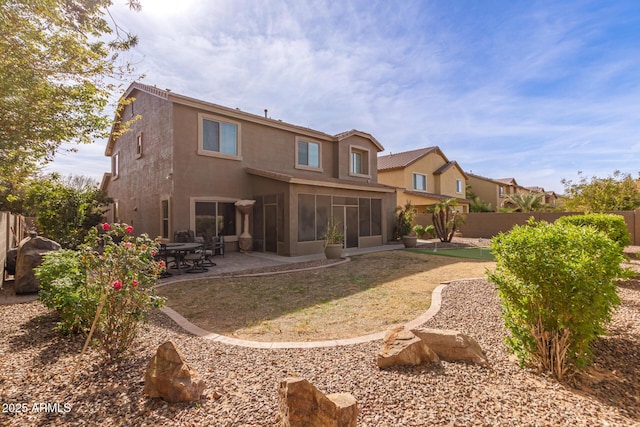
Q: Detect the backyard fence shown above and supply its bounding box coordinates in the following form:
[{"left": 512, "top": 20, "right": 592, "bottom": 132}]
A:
[
  {"left": 1, "top": 212, "right": 28, "bottom": 288},
  {"left": 415, "top": 210, "right": 640, "bottom": 246}
]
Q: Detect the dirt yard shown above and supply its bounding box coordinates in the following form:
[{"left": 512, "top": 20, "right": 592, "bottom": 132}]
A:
[{"left": 156, "top": 250, "right": 495, "bottom": 341}]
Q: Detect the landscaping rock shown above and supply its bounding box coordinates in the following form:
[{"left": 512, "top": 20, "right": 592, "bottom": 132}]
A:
[
  {"left": 14, "top": 232, "right": 61, "bottom": 294},
  {"left": 377, "top": 326, "right": 439, "bottom": 368},
  {"left": 144, "top": 341, "right": 206, "bottom": 402},
  {"left": 278, "top": 377, "right": 358, "bottom": 427},
  {"left": 410, "top": 327, "right": 489, "bottom": 366}
]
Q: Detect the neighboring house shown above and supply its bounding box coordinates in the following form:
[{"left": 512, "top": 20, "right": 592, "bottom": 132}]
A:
[
  {"left": 100, "top": 82, "right": 396, "bottom": 256},
  {"left": 468, "top": 174, "right": 557, "bottom": 211},
  {"left": 467, "top": 173, "right": 521, "bottom": 211},
  {"left": 377, "top": 147, "right": 470, "bottom": 213},
  {"left": 525, "top": 186, "right": 559, "bottom": 208}
]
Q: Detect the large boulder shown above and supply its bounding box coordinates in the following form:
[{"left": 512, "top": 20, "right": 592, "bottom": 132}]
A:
[
  {"left": 377, "top": 326, "right": 439, "bottom": 368},
  {"left": 410, "top": 327, "right": 489, "bottom": 367},
  {"left": 144, "top": 341, "right": 206, "bottom": 403},
  {"left": 14, "top": 232, "right": 61, "bottom": 294},
  {"left": 278, "top": 377, "right": 358, "bottom": 427}
]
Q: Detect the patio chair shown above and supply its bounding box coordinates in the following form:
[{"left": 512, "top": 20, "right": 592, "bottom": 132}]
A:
[
  {"left": 199, "top": 235, "right": 217, "bottom": 267},
  {"left": 184, "top": 249, "right": 207, "bottom": 273},
  {"left": 211, "top": 235, "right": 225, "bottom": 257},
  {"left": 174, "top": 229, "right": 194, "bottom": 243}
]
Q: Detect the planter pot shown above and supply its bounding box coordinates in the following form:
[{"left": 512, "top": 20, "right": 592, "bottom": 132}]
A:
[
  {"left": 324, "top": 243, "right": 343, "bottom": 259},
  {"left": 402, "top": 235, "right": 418, "bottom": 248}
]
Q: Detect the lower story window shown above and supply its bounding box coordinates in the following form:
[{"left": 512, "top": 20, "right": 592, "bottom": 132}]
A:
[
  {"left": 161, "top": 200, "right": 170, "bottom": 239},
  {"left": 194, "top": 201, "right": 237, "bottom": 238}
]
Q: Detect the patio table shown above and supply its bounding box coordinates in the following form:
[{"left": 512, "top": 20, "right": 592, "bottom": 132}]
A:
[{"left": 164, "top": 242, "right": 203, "bottom": 274}]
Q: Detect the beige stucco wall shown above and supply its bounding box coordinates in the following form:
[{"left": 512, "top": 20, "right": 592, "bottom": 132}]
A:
[
  {"left": 107, "top": 91, "right": 174, "bottom": 238},
  {"left": 467, "top": 176, "right": 500, "bottom": 211},
  {"left": 106, "top": 88, "right": 396, "bottom": 255}
]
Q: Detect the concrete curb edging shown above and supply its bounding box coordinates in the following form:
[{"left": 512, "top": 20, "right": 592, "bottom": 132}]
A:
[{"left": 159, "top": 283, "right": 448, "bottom": 349}]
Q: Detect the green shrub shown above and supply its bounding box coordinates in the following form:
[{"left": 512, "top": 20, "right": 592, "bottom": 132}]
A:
[
  {"left": 36, "top": 249, "right": 98, "bottom": 334},
  {"left": 488, "top": 218, "right": 630, "bottom": 379},
  {"left": 37, "top": 223, "right": 166, "bottom": 362},
  {"left": 555, "top": 213, "right": 631, "bottom": 247},
  {"left": 81, "top": 223, "right": 166, "bottom": 361}
]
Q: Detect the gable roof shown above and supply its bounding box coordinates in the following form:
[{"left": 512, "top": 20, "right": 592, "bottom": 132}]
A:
[
  {"left": 433, "top": 161, "right": 469, "bottom": 179},
  {"left": 495, "top": 177, "right": 519, "bottom": 186},
  {"left": 106, "top": 82, "right": 384, "bottom": 155},
  {"left": 467, "top": 172, "right": 513, "bottom": 186},
  {"left": 335, "top": 129, "right": 384, "bottom": 152},
  {"left": 377, "top": 147, "right": 441, "bottom": 171}
]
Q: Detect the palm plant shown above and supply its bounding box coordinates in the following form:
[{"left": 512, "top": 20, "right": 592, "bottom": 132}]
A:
[
  {"left": 427, "top": 198, "right": 464, "bottom": 242},
  {"left": 504, "top": 192, "right": 544, "bottom": 212}
]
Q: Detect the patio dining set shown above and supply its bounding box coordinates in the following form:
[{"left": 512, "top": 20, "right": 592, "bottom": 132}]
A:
[{"left": 157, "top": 230, "right": 224, "bottom": 276}]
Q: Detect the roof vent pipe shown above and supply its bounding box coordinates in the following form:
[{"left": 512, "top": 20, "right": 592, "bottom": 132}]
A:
[{"left": 264, "top": 109, "right": 268, "bottom": 118}]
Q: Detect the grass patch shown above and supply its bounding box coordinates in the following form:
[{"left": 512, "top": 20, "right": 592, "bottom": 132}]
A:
[
  {"left": 408, "top": 247, "right": 495, "bottom": 261},
  {"left": 157, "top": 250, "right": 494, "bottom": 341}
]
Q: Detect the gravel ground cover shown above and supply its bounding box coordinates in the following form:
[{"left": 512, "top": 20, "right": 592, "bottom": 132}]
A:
[{"left": 1, "top": 260, "right": 638, "bottom": 425}]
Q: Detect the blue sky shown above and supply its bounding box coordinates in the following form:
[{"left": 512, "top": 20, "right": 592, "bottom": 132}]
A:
[{"left": 46, "top": 0, "right": 640, "bottom": 193}]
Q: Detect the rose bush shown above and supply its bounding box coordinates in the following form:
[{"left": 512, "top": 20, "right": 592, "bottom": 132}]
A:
[
  {"left": 82, "top": 223, "right": 166, "bottom": 361},
  {"left": 37, "top": 223, "right": 166, "bottom": 362}
]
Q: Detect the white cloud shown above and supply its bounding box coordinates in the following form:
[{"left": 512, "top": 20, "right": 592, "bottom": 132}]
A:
[{"left": 45, "top": 0, "right": 640, "bottom": 194}]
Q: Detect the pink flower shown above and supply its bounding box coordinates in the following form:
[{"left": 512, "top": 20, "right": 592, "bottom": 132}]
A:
[
  {"left": 125, "top": 242, "right": 133, "bottom": 249},
  {"left": 151, "top": 249, "right": 158, "bottom": 257},
  {"left": 112, "top": 280, "right": 122, "bottom": 291},
  {"left": 125, "top": 225, "right": 134, "bottom": 234},
  {"left": 102, "top": 223, "right": 110, "bottom": 231},
  {"left": 132, "top": 279, "right": 138, "bottom": 287},
  {"left": 158, "top": 260, "right": 166, "bottom": 268}
]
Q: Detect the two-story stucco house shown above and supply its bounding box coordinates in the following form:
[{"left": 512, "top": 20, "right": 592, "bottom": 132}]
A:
[
  {"left": 467, "top": 174, "right": 534, "bottom": 211},
  {"left": 377, "top": 147, "right": 470, "bottom": 213},
  {"left": 100, "top": 82, "right": 396, "bottom": 256}
]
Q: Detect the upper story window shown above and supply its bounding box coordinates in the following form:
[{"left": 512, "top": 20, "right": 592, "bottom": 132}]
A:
[
  {"left": 413, "top": 173, "right": 427, "bottom": 191},
  {"left": 499, "top": 186, "right": 505, "bottom": 197},
  {"left": 456, "top": 179, "right": 463, "bottom": 193},
  {"left": 296, "top": 138, "right": 321, "bottom": 170},
  {"left": 198, "top": 113, "right": 241, "bottom": 159},
  {"left": 136, "top": 132, "right": 143, "bottom": 159},
  {"left": 349, "top": 146, "right": 370, "bottom": 177},
  {"left": 112, "top": 152, "right": 119, "bottom": 179}
]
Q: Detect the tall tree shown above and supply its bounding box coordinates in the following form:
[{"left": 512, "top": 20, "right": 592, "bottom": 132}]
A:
[
  {"left": 0, "top": 0, "right": 141, "bottom": 201},
  {"left": 25, "top": 173, "right": 112, "bottom": 249},
  {"left": 561, "top": 170, "right": 640, "bottom": 212}
]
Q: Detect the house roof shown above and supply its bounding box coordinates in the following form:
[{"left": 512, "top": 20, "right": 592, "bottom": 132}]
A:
[
  {"left": 403, "top": 190, "right": 471, "bottom": 205},
  {"left": 106, "top": 82, "right": 384, "bottom": 155},
  {"left": 377, "top": 147, "right": 441, "bottom": 171},
  {"left": 433, "top": 161, "right": 469, "bottom": 179},
  {"left": 495, "top": 177, "right": 519, "bottom": 186},
  {"left": 525, "top": 186, "right": 545, "bottom": 193},
  {"left": 335, "top": 129, "right": 384, "bottom": 152},
  {"left": 245, "top": 167, "right": 396, "bottom": 193},
  {"left": 467, "top": 172, "right": 512, "bottom": 186}
]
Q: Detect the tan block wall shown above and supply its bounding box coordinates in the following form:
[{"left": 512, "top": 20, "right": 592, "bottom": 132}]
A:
[{"left": 458, "top": 211, "right": 640, "bottom": 245}]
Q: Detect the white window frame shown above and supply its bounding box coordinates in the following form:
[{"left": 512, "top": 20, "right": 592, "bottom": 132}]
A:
[
  {"left": 499, "top": 186, "right": 505, "bottom": 197},
  {"left": 456, "top": 179, "right": 463, "bottom": 194},
  {"left": 197, "top": 113, "right": 242, "bottom": 160},
  {"left": 349, "top": 145, "right": 371, "bottom": 178},
  {"left": 295, "top": 137, "right": 322, "bottom": 171},
  {"left": 413, "top": 173, "right": 427, "bottom": 191}
]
